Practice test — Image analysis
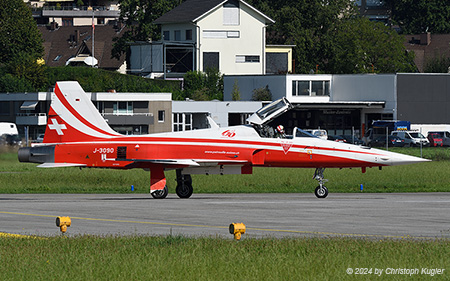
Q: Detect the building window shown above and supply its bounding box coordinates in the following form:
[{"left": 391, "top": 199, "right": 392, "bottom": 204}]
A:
[
  {"left": 113, "top": 101, "right": 133, "bottom": 115},
  {"left": 203, "top": 52, "right": 219, "bottom": 70},
  {"left": 223, "top": 0, "right": 239, "bottom": 25},
  {"left": 292, "top": 80, "right": 330, "bottom": 96},
  {"left": 173, "top": 113, "right": 192, "bottom": 131},
  {"left": 184, "top": 113, "right": 192, "bottom": 130},
  {"left": 158, "top": 110, "right": 165, "bottom": 122},
  {"left": 0, "top": 102, "right": 10, "bottom": 115},
  {"left": 62, "top": 18, "right": 73, "bottom": 26},
  {"left": 236, "top": 55, "right": 260, "bottom": 63},
  {"left": 163, "top": 31, "right": 170, "bottom": 41},
  {"left": 186, "top": 29, "right": 192, "bottom": 40},
  {"left": 95, "top": 102, "right": 104, "bottom": 114},
  {"left": 97, "top": 18, "right": 105, "bottom": 25},
  {"left": 174, "top": 30, "right": 181, "bottom": 41},
  {"left": 203, "top": 30, "right": 240, "bottom": 39},
  {"left": 173, "top": 113, "right": 183, "bottom": 131}
]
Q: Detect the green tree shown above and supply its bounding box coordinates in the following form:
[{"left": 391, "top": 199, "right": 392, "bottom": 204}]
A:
[
  {"left": 231, "top": 79, "right": 241, "bottom": 101},
  {"left": 183, "top": 69, "right": 223, "bottom": 101},
  {"left": 248, "top": 0, "right": 356, "bottom": 74},
  {"left": 251, "top": 85, "right": 272, "bottom": 101},
  {"left": 7, "top": 52, "right": 48, "bottom": 90},
  {"left": 0, "top": 0, "right": 44, "bottom": 65},
  {"left": 325, "top": 18, "right": 416, "bottom": 73},
  {"left": 385, "top": 0, "right": 450, "bottom": 34},
  {"left": 112, "top": 0, "right": 181, "bottom": 59},
  {"left": 424, "top": 56, "right": 450, "bottom": 73}
]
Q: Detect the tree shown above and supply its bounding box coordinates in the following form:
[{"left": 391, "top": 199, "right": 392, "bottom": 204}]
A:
[
  {"left": 384, "top": 0, "right": 450, "bottom": 34},
  {"left": 247, "top": 0, "right": 356, "bottom": 74},
  {"left": 325, "top": 18, "right": 416, "bottom": 73},
  {"left": 251, "top": 85, "right": 272, "bottom": 101},
  {"left": 0, "top": 0, "right": 44, "bottom": 65},
  {"left": 424, "top": 56, "right": 450, "bottom": 73},
  {"left": 182, "top": 68, "right": 223, "bottom": 101},
  {"left": 112, "top": 0, "right": 182, "bottom": 59},
  {"left": 7, "top": 51, "right": 48, "bottom": 90},
  {"left": 231, "top": 79, "right": 241, "bottom": 101}
]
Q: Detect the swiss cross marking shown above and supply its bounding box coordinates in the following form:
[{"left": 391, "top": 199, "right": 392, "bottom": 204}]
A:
[
  {"left": 48, "top": 118, "right": 67, "bottom": 135},
  {"left": 281, "top": 141, "right": 293, "bottom": 154}
]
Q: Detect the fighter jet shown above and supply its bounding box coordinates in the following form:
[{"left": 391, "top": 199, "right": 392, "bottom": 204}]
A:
[{"left": 18, "top": 81, "right": 428, "bottom": 199}]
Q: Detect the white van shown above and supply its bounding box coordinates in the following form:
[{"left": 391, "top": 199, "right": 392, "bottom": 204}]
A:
[
  {"left": 0, "top": 122, "right": 18, "bottom": 136},
  {"left": 391, "top": 130, "right": 430, "bottom": 147}
]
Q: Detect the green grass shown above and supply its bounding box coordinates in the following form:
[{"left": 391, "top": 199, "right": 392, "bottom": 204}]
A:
[
  {"left": 0, "top": 235, "right": 448, "bottom": 281},
  {"left": 1, "top": 147, "right": 450, "bottom": 194}
]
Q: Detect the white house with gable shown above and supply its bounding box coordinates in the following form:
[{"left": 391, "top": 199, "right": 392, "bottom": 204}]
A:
[{"left": 129, "top": 0, "right": 275, "bottom": 78}]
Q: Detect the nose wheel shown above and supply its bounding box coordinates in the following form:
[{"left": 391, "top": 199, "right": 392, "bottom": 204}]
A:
[{"left": 313, "top": 168, "right": 329, "bottom": 198}]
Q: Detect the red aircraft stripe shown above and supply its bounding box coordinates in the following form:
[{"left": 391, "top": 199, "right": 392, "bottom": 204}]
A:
[{"left": 54, "top": 83, "right": 118, "bottom": 138}]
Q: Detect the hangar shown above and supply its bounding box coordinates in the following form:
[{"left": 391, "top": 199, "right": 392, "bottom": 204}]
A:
[{"left": 223, "top": 73, "right": 450, "bottom": 138}]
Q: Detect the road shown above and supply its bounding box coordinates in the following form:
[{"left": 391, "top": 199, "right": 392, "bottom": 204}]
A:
[{"left": 1, "top": 193, "right": 449, "bottom": 239}]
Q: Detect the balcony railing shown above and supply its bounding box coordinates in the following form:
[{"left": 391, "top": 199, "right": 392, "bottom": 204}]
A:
[{"left": 16, "top": 113, "right": 47, "bottom": 125}]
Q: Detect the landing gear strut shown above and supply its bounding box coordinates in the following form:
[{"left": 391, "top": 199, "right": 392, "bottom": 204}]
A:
[
  {"left": 176, "top": 169, "right": 193, "bottom": 198},
  {"left": 313, "top": 168, "right": 329, "bottom": 198}
]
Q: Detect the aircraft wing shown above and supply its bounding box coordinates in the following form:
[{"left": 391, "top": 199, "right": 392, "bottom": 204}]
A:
[
  {"left": 121, "top": 158, "right": 248, "bottom": 168},
  {"left": 38, "top": 163, "right": 87, "bottom": 168}
]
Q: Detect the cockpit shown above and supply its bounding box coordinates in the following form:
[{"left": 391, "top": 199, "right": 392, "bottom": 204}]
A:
[{"left": 246, "top": 98, "right": 318, "bottom": 140}]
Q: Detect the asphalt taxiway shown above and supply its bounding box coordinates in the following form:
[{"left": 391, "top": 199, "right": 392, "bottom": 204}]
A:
[{"left": 1, "top": 193, "right": 449, "bottom": 239}]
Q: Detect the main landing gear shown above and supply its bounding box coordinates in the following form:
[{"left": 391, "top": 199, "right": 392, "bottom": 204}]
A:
[
  {"left": 175, "top": 169, "right": 193, "bottom": 198},
  {"left": 313, "top": 168, "right": 328, "bottom": 198},
  {"left": 151, "top": 186, "right": 168, "bottom": 199}
]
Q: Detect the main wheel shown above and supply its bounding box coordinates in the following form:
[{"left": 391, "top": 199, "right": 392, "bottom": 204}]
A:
[
  {"left": 314, "top": 185, "right": 328, "bottom": 198},
  {"left": 151, "top": 185, "right": 168, "bottom": 199},
  {"left": 176, "top": 182, "right": 193, "bottom": 198}
]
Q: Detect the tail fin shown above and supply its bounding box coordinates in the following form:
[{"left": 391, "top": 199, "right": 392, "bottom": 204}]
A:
[{"left": 43, "top": 81, "right": 120, "bottom": 143}]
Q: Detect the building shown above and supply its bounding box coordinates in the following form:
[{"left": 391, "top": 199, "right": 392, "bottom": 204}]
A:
[
  {"left": 26, "top": 0, "right": 120, "bottom": 27},
  {"left": 223, "top": 73, "right": 450, "bottom": 137},
  {"left": 404, "top": 33, "right": 450, "bottom": 73},
  {"left": 0, "top": 90, "right": 172, "bottom": 141},
  {"left": 129, "top": 0, "right": 277, "bottom": 78},
  {"left": 39, "top": 25, "right": 127, "bottom": 71},
  {"left": 353, "top": 0, "right": 389, "bottom": 23},
  {"left": 172, "top": 100, "right": 262, "bottom": 132}
]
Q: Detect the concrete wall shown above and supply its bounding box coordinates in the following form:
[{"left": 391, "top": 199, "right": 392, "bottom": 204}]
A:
[
  {"left": 397, "top": 73, "right": 450, "bottom": 123},
  {"left": 332, "top": 74, "right": 396, "bottom": 115},
  {"left": 223, "top": 75, "right": 286, "bottom": 101}
]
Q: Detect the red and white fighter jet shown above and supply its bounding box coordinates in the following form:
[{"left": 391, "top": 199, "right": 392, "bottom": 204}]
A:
[{"left": 19, "top": 81, "right": 428, "bottom": 198}]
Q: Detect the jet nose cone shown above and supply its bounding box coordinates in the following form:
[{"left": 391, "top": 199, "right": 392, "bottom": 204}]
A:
[{"left": 390, "top": 154, "right": 431, "bottom": 166}]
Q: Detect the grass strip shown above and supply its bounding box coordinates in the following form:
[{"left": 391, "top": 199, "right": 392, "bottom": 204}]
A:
[{"left": 0, "top": 235, "right": 448, "bottom": 280}]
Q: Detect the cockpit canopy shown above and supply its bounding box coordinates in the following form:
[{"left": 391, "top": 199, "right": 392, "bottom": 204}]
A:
[{"left": 246, "top": 98, "right": 292, "bottom": 126}]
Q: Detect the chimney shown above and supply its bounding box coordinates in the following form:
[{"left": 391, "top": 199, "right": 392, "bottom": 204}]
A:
[
  {"left": 420, "top": 32, "right": 431, "bottom": 45},
  {"left": 75, "top": 30, "right": 80, "bottom": 44}
]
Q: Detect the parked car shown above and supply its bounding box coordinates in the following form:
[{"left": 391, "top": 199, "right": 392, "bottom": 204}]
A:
[
  {"left": 3, "top": 134, "right": 22, "bottom": 146},
  {"left": 391, "top": 131, "right": 429, "bottom": 147},
  {"left": 427, "top": 131, "right": 450, "bottom": 146},
  {"left": 340, "top": 135, "right": 364, "bottom": 145},
  {"left": 304, "top": 129, "right": 328, "bottom": 140},
  {"left": 371, "top": 135, "right": 405, "bottom": 147},
  {"left": 427, "top": 133, "right": 443, "bottom": 147},
  {"left": 36, "top": 134, "right": 45, "bottom": 143},
  {"left": 328, "top": 135, "right": 346, "bottom": 142}
]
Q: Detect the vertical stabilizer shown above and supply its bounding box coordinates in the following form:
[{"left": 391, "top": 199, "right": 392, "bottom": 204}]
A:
[{"left": 43, "top": 81, "right": 120, "bottom": 143}]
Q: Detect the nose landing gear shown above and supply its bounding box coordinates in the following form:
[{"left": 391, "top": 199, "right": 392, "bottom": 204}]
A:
[{"left": 313, "top": 168, "right": 329, "bottom": 198}]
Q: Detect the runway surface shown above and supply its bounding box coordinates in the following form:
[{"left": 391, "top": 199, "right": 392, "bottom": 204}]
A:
[{"left": 1, "top": 193, "right": 449, "bottom": 239}]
